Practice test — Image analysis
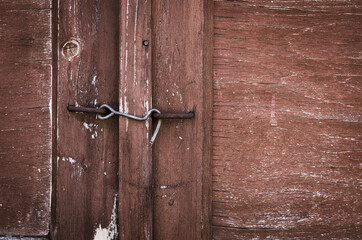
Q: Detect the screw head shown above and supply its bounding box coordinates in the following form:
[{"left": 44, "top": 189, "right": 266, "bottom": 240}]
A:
[{"left": 143, "top": 40, "right": 149, "bottom": 46}]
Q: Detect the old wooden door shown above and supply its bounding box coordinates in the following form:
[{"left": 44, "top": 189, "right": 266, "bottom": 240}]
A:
[{"left": 54, "top": 0, "right": 212, "bottom": 240}]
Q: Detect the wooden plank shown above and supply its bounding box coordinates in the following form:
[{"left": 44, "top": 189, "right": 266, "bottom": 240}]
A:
[
  {"left": 0, "top": 10, "right": 51, "bottom": 40},
  {"left": 0, "top": 2, "right": 52, "bottom": 235},
  {"left": 213, "top": 1, "right": 362, "bottom": 239},
  {"left": 213, "top": 226, "right": 360, "bottom": 240},
  {"left": 0, "top": 237, "right": 47, "bottom": 240},
  {"left": 0, "top": 8, "right": 51, "bottom": 64},
  {"left": 152, "top": 0, "right": 213, "bottom": 239},
  {"left": 55, "top": 0, "right": 119, "bottom": 239},
  {"left": 0, "top": 39, "right": 51, "bottom": 63},
  {"left": 0, "top": 63, "right": 52, "bottom": 108},
  {"left": 0, "top": 0, "right": 50, "bottom": 10},
  {"left": 0, "top": 108, "right": 51, "bottom": 235},
  {"left": 118, "top": 1, "right": 153, "bottom": 239},
  {"left": 214, "top": 0, "right": 362, "bottom": 12}
]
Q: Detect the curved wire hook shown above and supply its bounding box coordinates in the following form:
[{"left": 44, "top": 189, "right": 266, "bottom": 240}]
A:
[{"left": 97, "top": 104, "right": 161, "bottom": 144}]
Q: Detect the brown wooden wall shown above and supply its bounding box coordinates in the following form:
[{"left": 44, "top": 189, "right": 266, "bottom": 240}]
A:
[
  {"left": 0, "top": 0, "right": 52, "bottom": 236},
  {"left": 212, "top": 0, "right": 362, "bottom": 239},
  {"left": 1, "top": 1, "right": 362, "bottom": 239}
]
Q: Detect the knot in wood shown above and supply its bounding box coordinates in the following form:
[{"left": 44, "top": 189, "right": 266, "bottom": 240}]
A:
[{"left": 62, "top": 39, "right": 80, "bottom": 61}]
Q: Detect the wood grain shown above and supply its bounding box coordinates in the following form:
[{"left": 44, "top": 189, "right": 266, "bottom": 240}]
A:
[
  {"left": 213, "top": 1, "right": 362, "bottom": 239},
  {"left": 0, "top": 2, "right": 52, "bottom": 236},
  {"left": 0, "top": 0, "right": 50, "bottom": 10},
  {"left": 152, "top": 0, "right": 213, "bottom": 239},
  {"left": 55, "top": 0, "right": 119, "bottom": 239},
  {"left": 0, "top": 237, "right": 47, "bottom": 240},
  {"left": 118, "top": 1, "right": 153, "bottom": 239},
  {"left": 0, "top": 10, "right": 51, "bottom": 40}
]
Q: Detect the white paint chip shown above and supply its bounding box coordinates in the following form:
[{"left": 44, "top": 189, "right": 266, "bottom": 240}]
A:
[
  {"left": 68, "top": 157, "right": 76, "bottom": 164},
  {"left": 92, "top": 75, "right": 97, "bottom": 86},
  {"left": 93, "top": 195, "right": 118, "bottom": 240},
  {"left": 83, "top": 122, "right": 90, "bottom": 130},
  {"left": 61, "top": 156, "right": 76, "bottom": 165},
  {"left": 83, "top": 122, "right": 99, "bottom": 139}
]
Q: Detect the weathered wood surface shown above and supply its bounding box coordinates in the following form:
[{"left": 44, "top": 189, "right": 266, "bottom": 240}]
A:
[
  {"left": 152, "top": 0, "right": 213, "bottom": 239},
  {"left": 0, "top": 2, "right": 52, "bottom": 236},
  {"left": 118, "top": 1, "right": 153, "bottom": 239},
  {"left": 0, "top": 1, "right": 50, "bottom": 10},
  {"left": 0, "top": 237, "right": 47, "bottom": 240},
  {"left": 213, "top": 0, "right": 362, "bottom": 239},
  {"left": 55, "top": 0, "right": 119, "bottom": 239}
]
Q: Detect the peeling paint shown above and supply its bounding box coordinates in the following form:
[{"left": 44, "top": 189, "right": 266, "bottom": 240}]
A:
[
  {"left": 93, "top": 195, "right": 118, "bottom": 240},
  {"left": 83, "top": 122, "right": 99, "bottom": 139},
  {"left": 0, "top": 128, "right": 16, "bottom": 132},
  {"left": 62, "top": 156, "right": 76, "bottom": 164},
  {"left": 270, "top": 95, "right": 277, "bottom": 126},
  {"left": 92, "top": 75, "right": 97, "bottom": 86}
]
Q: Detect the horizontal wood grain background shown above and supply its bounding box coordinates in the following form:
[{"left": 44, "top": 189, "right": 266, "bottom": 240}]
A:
[
  {"left": 0, "top": 0, "right": 52, "bottom": 236},
  {"left": 212, "top": 1, "right": 362, "bottom": 239}
]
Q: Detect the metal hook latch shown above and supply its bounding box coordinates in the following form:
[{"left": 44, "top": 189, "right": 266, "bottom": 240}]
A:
[
  {"left": 97, "top": 104, "right": 162, "bottom": 144},
  {"left": 67, "top": 104, "right": 194, "bottom": 144}
]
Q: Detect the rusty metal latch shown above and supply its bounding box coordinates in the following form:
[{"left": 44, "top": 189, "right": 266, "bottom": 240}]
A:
[{"left": 67, "top": 104, "right": 194, "bottom": 144}]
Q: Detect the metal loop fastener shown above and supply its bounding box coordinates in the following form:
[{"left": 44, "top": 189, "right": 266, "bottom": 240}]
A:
[
  {"left": 67, "top": 104, "right": 194, "bottom": 144},
  {"left": 97, "top": 104, "right": 162, "bottom": 144}
]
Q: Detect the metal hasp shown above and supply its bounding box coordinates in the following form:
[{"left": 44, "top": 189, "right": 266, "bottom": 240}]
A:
[
  {"left": 67, "top": 105, "right": 194, "bottom": 144},
  {"left": 67, "top": 105, "right": 194, "bottom": 119}
]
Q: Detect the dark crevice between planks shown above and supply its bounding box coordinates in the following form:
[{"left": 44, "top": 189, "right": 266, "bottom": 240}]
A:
[{"left": 50, "top": 0, "right": 58, "bottom": 238}]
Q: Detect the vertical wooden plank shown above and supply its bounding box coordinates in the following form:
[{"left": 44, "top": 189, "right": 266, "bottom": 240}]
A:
[
  {"left": 202, "top": 2, "right": 214, "bottom": 239},
  {"left": 55, "top": 0, "right": 119, "bottom": 239},
  {"left": 152, "top": 0, "right": 213, "bottom": 239},
  {"left": 118, "top": 1, "right": 153, "bottom": 239},
  {"left": 0, "top": 2, "right": 52, "bottom": 235}
]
